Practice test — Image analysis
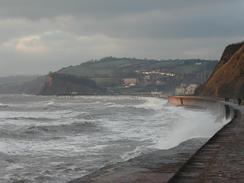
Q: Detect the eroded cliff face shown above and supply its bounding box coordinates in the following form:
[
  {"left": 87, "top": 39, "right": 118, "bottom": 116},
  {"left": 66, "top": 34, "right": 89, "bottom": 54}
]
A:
[
  {"left": 213, "top": 42, "right": 244, "bottom": 72},
  {"left": 40, "top": 73, "right": 106, "bottom": 95},
  {"left": 197, "top": 42, "right": 244, "bottom": 98}
]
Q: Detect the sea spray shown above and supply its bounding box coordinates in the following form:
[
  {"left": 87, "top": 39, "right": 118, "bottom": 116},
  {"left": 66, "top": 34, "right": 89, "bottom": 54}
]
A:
[{"left": 0, "top": 95, "right": 226, "bottom": 183}]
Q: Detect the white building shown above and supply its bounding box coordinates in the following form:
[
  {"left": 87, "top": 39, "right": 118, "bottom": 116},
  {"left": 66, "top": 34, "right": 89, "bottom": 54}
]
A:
[
  {"left": 185, "top": 84, "right": 198, "bottom": 95},
  {"left": 122, "top": 78, "right": 137, "bottom": 87},
  {"left": 175, "top": 84, "right": 198, "bottom": 95}
]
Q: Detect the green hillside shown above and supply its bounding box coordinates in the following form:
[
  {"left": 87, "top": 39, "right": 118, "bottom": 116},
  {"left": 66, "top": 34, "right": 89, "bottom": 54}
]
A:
[
  {"left": 56, "top": 57, "right": 217, "bottom": 95},
  {"left": 59, "top": 57, "right": 215, "bottom": 77},
  {"left": 0, "top": 57, "right": 217, "bottom": 95}
]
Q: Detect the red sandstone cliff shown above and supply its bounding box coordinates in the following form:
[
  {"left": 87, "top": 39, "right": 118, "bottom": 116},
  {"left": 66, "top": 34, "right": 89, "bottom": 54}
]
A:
[
  {"left": 197, "top": 42, "right": 244, "bottom": 98},
  {"left": 40, "top": 73, "right": 106, "bottom": 95}
]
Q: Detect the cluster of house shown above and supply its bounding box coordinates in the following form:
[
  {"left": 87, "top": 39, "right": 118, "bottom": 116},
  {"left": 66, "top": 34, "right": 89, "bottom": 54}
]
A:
[
  {"left": 121, "top": 78, "right": 137, "bottom": 88},
  {"left": 140, "top": 70, "right": 176, "bottom": 77},
  {"left": 175, "top": 84, "right": 199, "bottom": 95},
  {"left": 120, "top": 69, "right": 199, "bottom": 96},
  {"left": 121, "top": 69, "right": 176, "bottom": 88}
]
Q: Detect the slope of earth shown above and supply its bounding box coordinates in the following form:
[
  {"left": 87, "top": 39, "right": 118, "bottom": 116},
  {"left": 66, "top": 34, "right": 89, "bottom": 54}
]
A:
[{"left": 197, "top": 42, "right": 244, "bottom": 98}]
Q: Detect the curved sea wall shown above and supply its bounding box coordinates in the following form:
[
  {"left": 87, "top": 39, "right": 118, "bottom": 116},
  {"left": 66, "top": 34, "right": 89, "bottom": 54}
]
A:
[
  {"left": 167, "top": 97, "right": 243, "bottom": 182},
  {"left": 69, "top": 96, "right": 236, "bottom": 183},
  {"left": 168, "top": 96, "right": 235, "bottom": 121}
]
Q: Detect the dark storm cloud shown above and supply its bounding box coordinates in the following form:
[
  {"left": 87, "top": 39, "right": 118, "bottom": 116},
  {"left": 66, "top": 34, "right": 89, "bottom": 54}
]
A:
[
  {"left": 0, "top": 0, "right": 243, "bottom": 76},
  {"left": 0, "top": 0, "right": 238, "bottom": 19},
  {"left": 0, "top": 0, "right": 242, "bottom": 39}
]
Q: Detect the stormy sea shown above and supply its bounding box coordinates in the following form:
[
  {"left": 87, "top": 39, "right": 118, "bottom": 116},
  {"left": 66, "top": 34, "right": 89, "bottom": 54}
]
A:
[{"left": 0, "top": 95, "right": 227, "bottom": 183}]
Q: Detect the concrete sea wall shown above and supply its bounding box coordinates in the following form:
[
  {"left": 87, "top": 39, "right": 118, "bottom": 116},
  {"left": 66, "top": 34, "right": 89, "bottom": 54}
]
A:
[
  {"left": 168, "top": 96, "right": 243, "bottom": 182},
  {"left": 168, "top": 96, "right": 235, "bottom": 121}
]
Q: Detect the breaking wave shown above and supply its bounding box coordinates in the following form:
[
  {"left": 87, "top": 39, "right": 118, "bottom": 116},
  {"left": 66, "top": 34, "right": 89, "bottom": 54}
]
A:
[
  {"left": 24, "top": 121, "right": 99, "bottom": 135},
  {"left": 0, "top": 95, "right": 227, "bottom": 183},
  {"left": 5, "top": 116, "right": 54, "bottom": 122},
  {"left": 132, "top": 97, "right": 165, "bottom": 110},
  {"left": 0, "top": 103, "right": 9, "bottom": 108}
]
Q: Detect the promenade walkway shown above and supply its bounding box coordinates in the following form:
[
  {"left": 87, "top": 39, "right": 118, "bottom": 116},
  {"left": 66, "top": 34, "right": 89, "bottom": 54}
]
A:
[{"left": 169, "top": 103, "right": 244, "bottom": 183}]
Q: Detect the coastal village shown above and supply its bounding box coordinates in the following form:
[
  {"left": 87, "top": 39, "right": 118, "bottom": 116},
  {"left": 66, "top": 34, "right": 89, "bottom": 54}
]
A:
[
  {"left": 44, "top": 67, "right": 205, "bottom": 96},
  {"left": 121, "top": 69, "right": 200, "bottom": 96}
]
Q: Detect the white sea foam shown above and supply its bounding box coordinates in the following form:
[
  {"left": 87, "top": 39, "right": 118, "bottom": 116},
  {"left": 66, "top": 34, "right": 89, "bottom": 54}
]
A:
[
  {"left": 0, "top": 95, "right": 228, "bottom": 183},
  {"left": 0, "top": 110, "right": 84, "bottom": 127},
  {"left": 133, "top": 97, "right": 166, "bottom": 110},
  {"left": 153, "top": 105, "right": 229, "bottom": 149},
  {"left": 119, "top": 146, "right": 147, "bottom": 161},
  {"left": 0, "top": 103, "right": 9, "bottom": 108}
]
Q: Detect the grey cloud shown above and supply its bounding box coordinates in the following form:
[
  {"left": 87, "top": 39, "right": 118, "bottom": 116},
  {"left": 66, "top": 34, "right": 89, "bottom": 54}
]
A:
[
  {"left": 0, "top": 0, "right": 239, "bottom": 19},
  {"left": 0, "top": 0, "right": 243, "bottom": 40},
  {"left": 0, "top": 0, "right": 243, "bottom": 76}
]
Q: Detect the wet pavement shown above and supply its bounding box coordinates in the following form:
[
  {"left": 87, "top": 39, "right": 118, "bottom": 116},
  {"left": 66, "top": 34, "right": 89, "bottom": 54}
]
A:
[{"left": 169, "top": 103, "right": 244, "bottom": 183}]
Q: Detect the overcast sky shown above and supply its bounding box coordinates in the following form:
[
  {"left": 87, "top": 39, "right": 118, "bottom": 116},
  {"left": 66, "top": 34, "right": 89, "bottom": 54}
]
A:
[{"left": 0, "top": 0, "right": 243, "bottom": 76}]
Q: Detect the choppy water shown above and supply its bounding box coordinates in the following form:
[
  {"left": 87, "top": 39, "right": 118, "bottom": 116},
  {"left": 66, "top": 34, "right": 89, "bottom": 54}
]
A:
[{"left": 0, "top": 95, "right": 227, "bottom": 183}]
